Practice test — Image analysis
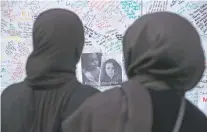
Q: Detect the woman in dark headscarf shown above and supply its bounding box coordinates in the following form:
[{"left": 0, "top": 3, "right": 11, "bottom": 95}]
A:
[
  {"left": 61, "top": 12, "right": 207, "bottom": 132},
  {"left": 121, "top": 11, "right": 207, "bottom": 132},
  {"left": 100, "top": 59, "right": 122, "bottom": 86},
  {"left": 1, "top": 9, "right": 99, "bottom": 132}
]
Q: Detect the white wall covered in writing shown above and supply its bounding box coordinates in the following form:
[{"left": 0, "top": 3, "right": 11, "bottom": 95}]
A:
[{"left": 1, "top": 0, "right": 207, "bottom": 115}]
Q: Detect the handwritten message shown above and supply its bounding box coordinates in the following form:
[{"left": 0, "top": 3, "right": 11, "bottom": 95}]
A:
[
  {"left": 189, "top": 3, "right": 207, "bottom": 35},
  {"left": 121, "top": 0, "right": 141, "bottom": 19},
  {"left": 146, "top": 0, "right": 168, "bottom": 13}
]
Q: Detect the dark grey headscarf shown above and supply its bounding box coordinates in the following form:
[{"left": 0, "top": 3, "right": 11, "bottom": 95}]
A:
[
  {"left": 26, "top": 8, "right": 84, "bottom": 88},
  {"left": 24, "top": 9, "right": 85, "bottom": 132},
  {"left": 123, "top": 12, "right": 205, "bottom": 92},
  {"left": 59, "top": 12, "right": 205, "bottom": 132}
]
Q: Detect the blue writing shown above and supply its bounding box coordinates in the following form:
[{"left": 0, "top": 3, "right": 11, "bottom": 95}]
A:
[{"left": 120, "top": 1, "right": 141, "bottom": 19}]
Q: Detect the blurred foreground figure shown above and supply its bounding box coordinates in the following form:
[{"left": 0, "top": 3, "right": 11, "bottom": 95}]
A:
[
  {"left": 1, "top": 9, "right": 99, "bottom": 132},
  {"left": 61, "top": 12, "right": 207, "bottom": 132}
]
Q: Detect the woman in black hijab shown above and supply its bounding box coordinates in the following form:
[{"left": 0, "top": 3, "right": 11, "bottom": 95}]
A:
[
  {"left": 61, "top": 12, "right": 207, "bottom": 132},
  {"left": 122, "top": 11, "right": 207, "bottom": 132},
  {"left": 1, "top": 9, "right": 99, "bottom": 132}
]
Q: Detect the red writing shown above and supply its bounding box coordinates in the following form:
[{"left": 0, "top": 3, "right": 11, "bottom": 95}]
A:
[{"left": 203, "top": 97, "right": 207, "bottom": 102}]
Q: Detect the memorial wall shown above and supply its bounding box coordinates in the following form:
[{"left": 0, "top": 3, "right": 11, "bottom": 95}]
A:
[{"left": 1, "top": 0, "right": 207, "bottom": 115}]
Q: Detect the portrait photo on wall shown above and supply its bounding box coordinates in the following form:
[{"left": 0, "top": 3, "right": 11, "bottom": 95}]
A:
[
  {"left": 100, "top": 53, "right": 122, "bottom": 86},
  {"left": 81, "top": 53, "right": 102, "bottom": 86}
]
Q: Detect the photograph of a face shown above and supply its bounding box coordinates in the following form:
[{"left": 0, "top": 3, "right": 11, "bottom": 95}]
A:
[
  {"left": 100, "top": 58, "right": 122, "bottom": 86},
  {"left": 100, "top": 53, "right": 123, "bottom": 86},
  {"left": 81, "top": 53, "right": 102, "bottom": 86}
]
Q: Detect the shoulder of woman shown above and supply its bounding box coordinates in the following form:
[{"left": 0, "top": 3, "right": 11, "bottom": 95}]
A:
[
  {"left": 81, "top": 88, "right": 123, "bottom": 111},
  {"left": 61, "top": 88, "right": 125, "bottom": 132},
  {"left": 1, "top": 82, "right": 28, "bottom": 100}
]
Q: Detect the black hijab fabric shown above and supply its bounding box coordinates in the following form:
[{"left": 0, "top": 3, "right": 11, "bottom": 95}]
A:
[
  {"left": 25, "top": 8, "right": 84, "bottom": 88},
  {"left": 24, "top": 9, "right": 85, "bottom": 132},
  {"left": 123, "top": 12, "right": 205, "bottom": 92}
]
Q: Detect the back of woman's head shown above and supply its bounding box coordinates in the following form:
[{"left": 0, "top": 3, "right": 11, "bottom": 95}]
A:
[
  {"left": 26, "top": 8, "right": 84, "bottom": 88},
  {"left": 24, "top": 9, "right": 85, "bottom": 132},
  {"left": 123, "top": 12, "right": 205, "bottom": 91}
]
